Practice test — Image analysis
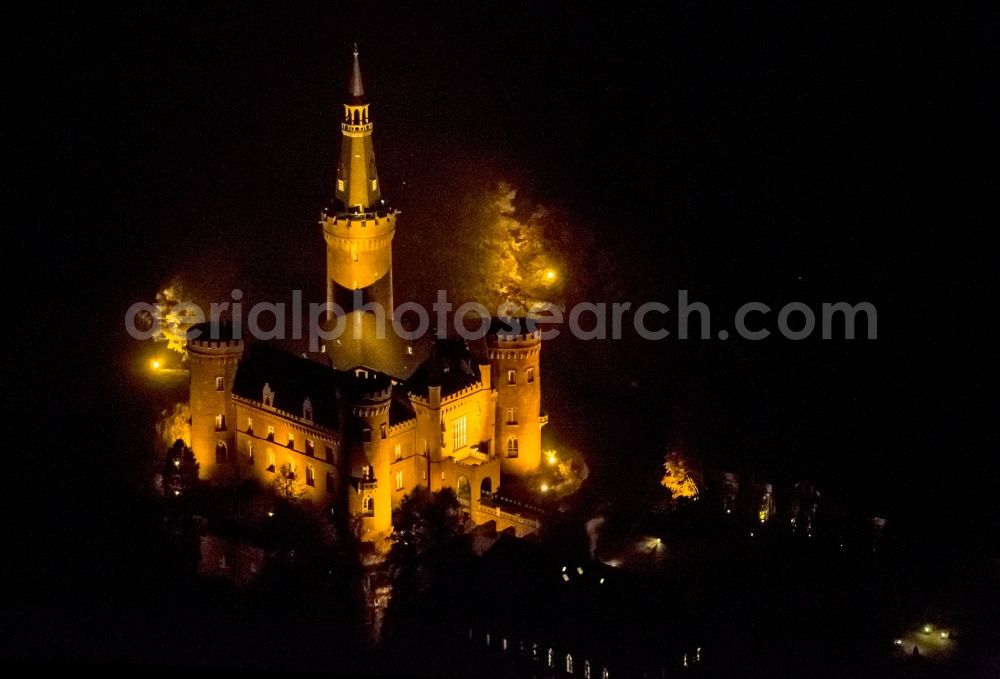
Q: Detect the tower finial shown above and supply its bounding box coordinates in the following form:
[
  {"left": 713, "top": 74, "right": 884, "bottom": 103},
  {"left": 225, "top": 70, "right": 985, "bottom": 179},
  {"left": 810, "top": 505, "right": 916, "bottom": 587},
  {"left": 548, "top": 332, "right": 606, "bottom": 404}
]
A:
[{"left": 350, "top": 45, "right": 364, "bottom": 98}]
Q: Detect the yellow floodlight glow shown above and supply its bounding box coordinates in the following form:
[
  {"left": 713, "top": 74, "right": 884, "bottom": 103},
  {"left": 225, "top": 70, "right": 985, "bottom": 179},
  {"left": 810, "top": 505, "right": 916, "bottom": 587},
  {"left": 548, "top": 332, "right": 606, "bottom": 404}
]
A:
[
  {"left": 540, "top": 483, "right": 549, "bottom": 493},
  {"left": 151, "top": 359, "right": 161, "bottom": 370},
  {"left": 545, "top": 269, "right": 556, "bottom": 281}
]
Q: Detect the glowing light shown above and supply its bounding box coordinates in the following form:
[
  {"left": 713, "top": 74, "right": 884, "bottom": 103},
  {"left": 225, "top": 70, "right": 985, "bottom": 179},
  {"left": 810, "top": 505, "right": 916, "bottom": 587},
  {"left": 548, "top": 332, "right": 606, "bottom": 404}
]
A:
[
  {"left": 173, "top": 458, "right": 180, "bottom": 468},
  {"left": 562, "top": 573, "right": 569, "bottom": 582},
  {"left": 545, "top": 269, "right": 556, "bottom": 281},
  {"left": 599, "top": 577, "right": 605, "bottom": 584},
  {"left": 939, "top": 631, "right": 948, "bottom": 639},
  {"left": 922, "top": 624, "right": 933, "bottom": 634},
  {"left": 894, "top": 639, "right": 903, "bottom": 646},
  {"left": 540, "top": 483, "right": 549, "bottom": 493},
  {"left": 173, "top": 490, "right": 180, "bottom": 496},
  {"left": 151, "top": 359, "right": 161, "bottom": 370},
  {"left": 267, "top": 510, "right": 275, "bottom": 517},
  {"left": 547, "top": 453, "right": 557, "bottom": 465}
]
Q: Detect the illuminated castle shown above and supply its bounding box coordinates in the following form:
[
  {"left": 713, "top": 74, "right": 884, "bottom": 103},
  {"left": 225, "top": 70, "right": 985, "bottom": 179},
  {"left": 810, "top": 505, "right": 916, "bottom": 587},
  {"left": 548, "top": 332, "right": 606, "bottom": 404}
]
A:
[{"left": 187, "top": 49, "right": 545, "bottom": 541}]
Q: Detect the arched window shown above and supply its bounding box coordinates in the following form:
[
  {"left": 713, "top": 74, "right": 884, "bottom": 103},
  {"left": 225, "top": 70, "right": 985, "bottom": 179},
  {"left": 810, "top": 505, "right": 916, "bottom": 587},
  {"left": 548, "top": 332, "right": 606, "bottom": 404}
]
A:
[
  {"left": 602, "top": 666, "right": 609, "bottom": 679},
  {"left": 214, "top": 414, "right": 226, "bottom": 431},
  {"left": 306, "top": 465, "right": 315, "bottom": 487},
  {"left": 363, "top": 495, "right": 374, "bottom": 516},
  {"left": 584, "top": 660, "right": 591, "bottom": 679},
  {"left": 566, "top": 654, "right": 573, "bottom": 674},
  {"left": 266, "top": 449, "right": 275, "bottom": 472},
  {"left": 547, "top": 648, "right": 554, "bottom": 667},
  {"left": 215, "top": 441, "right": 227, "bottom": 463},
  {"left": 215, "top": 376, "right": 224, "bottom": 391},
  {"left": 507, "top": 436, "right": 519, "bottom": 458},
  {"left": 527, "top": 367, "right": 535, "bottom": 383},
  {"left": 247, "top": 441, "right": 254, "bottom": 465},
  {"left": 303, "top": 397, "right": 313, "bottom": 422}
]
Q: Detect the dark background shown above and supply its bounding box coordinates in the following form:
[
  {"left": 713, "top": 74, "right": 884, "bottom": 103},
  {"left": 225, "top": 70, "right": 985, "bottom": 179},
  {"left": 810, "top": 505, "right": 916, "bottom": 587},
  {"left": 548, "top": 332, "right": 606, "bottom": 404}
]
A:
[{"left": 5, "top": 0, "right": 997, "bottom": 671}]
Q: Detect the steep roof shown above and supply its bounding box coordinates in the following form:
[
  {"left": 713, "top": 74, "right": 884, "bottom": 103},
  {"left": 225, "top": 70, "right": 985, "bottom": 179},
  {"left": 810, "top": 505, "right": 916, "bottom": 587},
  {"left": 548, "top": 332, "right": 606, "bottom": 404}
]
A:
[
  {"left": 232, "top": 343, "right": 343, "bottom": 430},
  {"left": 407, "top": 338, "right": 483, "bottom": 398}
]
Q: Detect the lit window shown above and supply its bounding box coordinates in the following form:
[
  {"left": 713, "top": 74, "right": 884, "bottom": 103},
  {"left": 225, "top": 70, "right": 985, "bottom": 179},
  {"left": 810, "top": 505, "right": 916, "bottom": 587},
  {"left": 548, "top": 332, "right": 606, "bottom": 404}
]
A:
[
  {"left": 287, "top": 432, "right": 295, "bottom": 449},
  {"left": 584, "top": 661, "right": 591, "bottom": 679},
  {"left": 286, "top": 462, "right": 296, "bottom": 480},
  {"left": 566, "top": 654, "right": 573, "bottom": 674},
  {"left": 507, "top": 436, "right": 518, "bottom": 458},
  {"left": 453, "top": 416, "right": 467, "bottom": 450},
  {"left": 247, "top": 441, "right": 254, "bottom": 465},
  {"left": 306, "top": 465, "right": 315, "bottom": 487},
  {"left": 352, "top": 250, "right": 359, "bottom": 262},
  {"left": 395, "top": 444, "right": 402, "bottom": 461},
  {"left": 395, "top": 470, "right": 403, "bottom": 491},
  {"left": 362, "top": 465, "right": 372, "bottom": 480},
  {"left": 215, "top": 376, "right": 224, "bottom": 391},
  {"left": 363, "top": 495, "right": 374, "bottom": 516},
  {"left": 548, "top": 648, "right": 554, "bottom": 667},
  {"left": 527, "top": 367, "right": 535, "bottom": 383},
  {"left": 305, "top": 439, "right": 315, "bottom": 457},
  {"left": 506, "top": 407, "right": 518, "bottom": 425},
  {"left": 247, "top": 416, "right": 253, "bottom": 433},
  {"left": 602, "top": 667, "right": 609, "bottom": 679},
  {"left": 507, "top": 369, "right": 516, "bottom": 385},
  {"left": 337, "top": 178, "right": 345, "bottom": 192},
  {"left": 370, "top": 179, "right": 378, "bottom": 191},
  {"left": 266, "top": 449, "right": 275, "bottom": 472},
  {"left": 215, "top": 414, "right": 226, "bottom": 431},
  {"left": 267, "top": 425, "right": 275, "bottom": 441}
]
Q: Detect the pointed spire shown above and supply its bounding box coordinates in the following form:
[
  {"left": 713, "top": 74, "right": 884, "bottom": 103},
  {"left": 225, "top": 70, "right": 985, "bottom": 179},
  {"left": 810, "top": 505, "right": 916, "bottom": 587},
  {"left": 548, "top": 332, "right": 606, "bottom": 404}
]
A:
[{"left": 350, "top": 44, "right": 365, "bottom": 99}]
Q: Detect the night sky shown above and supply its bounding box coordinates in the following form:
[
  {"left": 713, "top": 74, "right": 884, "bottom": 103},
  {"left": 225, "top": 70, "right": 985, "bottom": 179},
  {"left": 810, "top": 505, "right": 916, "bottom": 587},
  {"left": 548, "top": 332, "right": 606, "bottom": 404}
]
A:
[{"left": 6, "top": 1, "right": 998, "bottom": 668}]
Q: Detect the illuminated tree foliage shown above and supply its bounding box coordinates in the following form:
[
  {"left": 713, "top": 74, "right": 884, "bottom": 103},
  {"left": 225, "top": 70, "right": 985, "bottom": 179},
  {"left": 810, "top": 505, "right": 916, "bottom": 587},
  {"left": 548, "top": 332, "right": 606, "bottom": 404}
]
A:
[
  {"left": 661, "top": 450, "right": 700, "bottom": 500},
  {"left": 154, "top": 282, "right": 201, "bottom": 356},
  {"left": 156, "top": 402, "right": 191, "bottom": 449},
  {"left": 460, "top": 182, "right": 578, "bottom": 312}
]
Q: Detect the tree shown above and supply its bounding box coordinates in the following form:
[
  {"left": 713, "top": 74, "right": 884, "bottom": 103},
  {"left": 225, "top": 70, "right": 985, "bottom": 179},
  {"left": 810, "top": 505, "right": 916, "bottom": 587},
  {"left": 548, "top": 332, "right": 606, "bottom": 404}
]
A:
[
  {"left": 385, "top": 487, "right": 470, "bottom": 613},
  {"left": 661, "top": 450, "right": 700, "bottom": 500},
  {"left": 163, "top": 439, "right": 199, "bottom": 497},
  {"left": 271, "top": 463, "right": 306, "bottom": 501}
]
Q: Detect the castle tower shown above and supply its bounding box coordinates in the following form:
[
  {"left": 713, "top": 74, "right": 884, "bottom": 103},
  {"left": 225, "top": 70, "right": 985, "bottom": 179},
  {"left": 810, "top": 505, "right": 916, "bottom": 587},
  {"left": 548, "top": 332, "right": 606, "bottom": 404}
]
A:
[
  {"left": 487, "top": 320, "right": 545, "bottom": 476},
  {"left": 345, "top": 373, "right": 395, "bottom": 537},
  {"left": 186, "top": 322, "right": 244, "bottom": 479},
  {"left": 320, "top": 47, "right": 407, "bottom": 375}
]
